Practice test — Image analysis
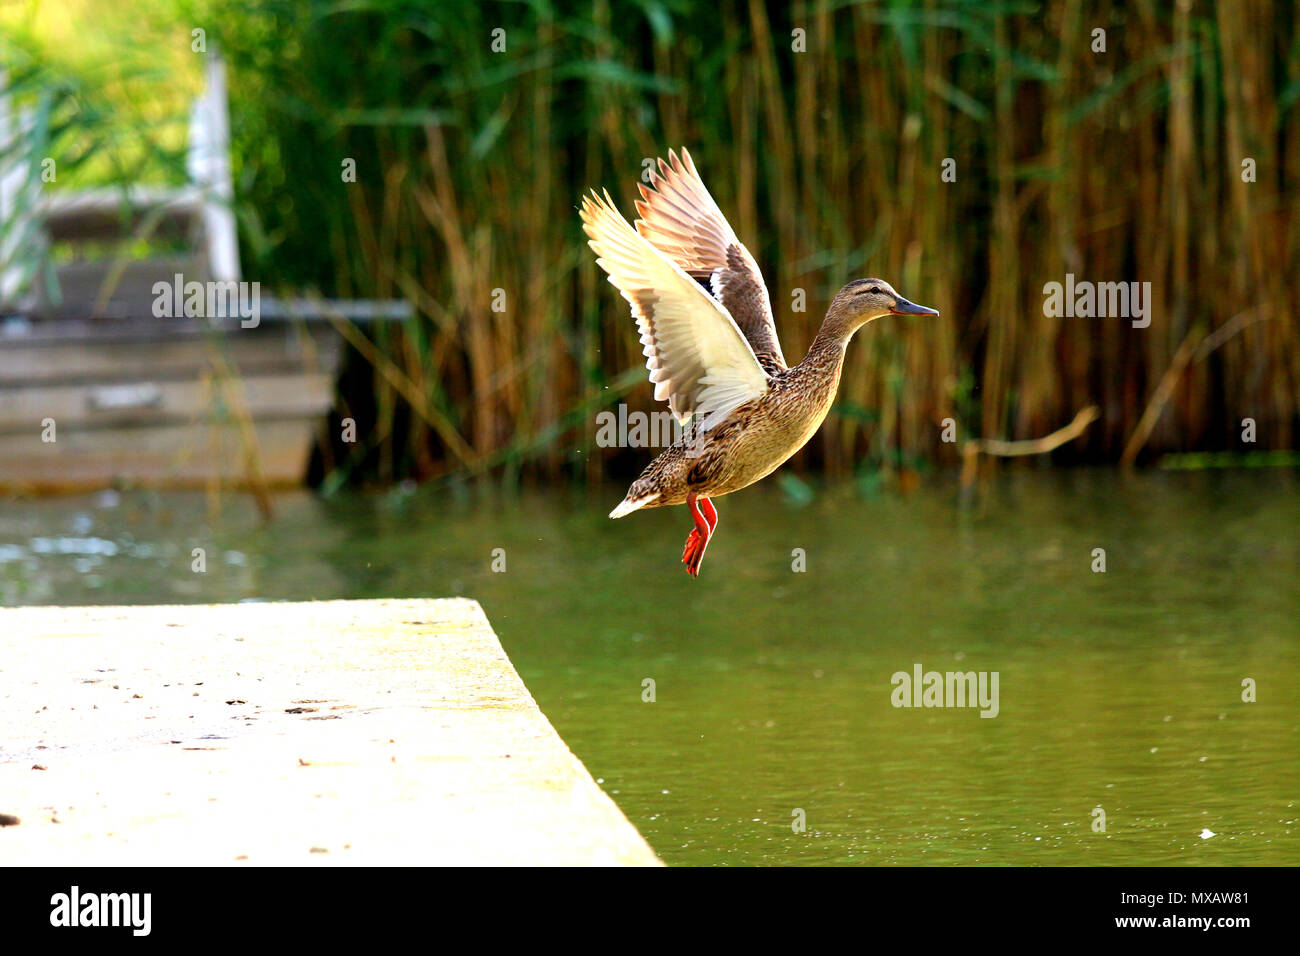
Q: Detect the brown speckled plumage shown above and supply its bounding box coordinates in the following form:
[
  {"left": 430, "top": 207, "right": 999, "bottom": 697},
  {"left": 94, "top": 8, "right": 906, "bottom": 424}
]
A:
[
  {"left": 581, "top": 148, "right": 938, "bottom": 574},
  {"left": 620, "top": 318, "right": 853, "bottom": 508}
]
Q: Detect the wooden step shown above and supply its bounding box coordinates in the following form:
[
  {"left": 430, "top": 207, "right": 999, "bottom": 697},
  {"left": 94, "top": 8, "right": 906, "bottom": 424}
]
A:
[
  {"left": 0, "top": 416, "right": 322, "bottom": 489},
  {"left": 0, "top": 371, "right": 334, "bottom": 433},
  {"left": 0, "top": 327, "right": 340, "bottom": 387}
]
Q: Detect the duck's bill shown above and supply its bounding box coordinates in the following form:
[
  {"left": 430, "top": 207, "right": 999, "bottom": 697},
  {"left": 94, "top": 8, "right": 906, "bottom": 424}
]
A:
[{"left": 891, "top": 296, "right": 940, "bottom": 316}]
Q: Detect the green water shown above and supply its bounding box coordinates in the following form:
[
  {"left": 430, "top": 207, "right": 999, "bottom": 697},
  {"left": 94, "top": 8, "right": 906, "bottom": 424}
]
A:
[{"left": 2, "top": 470, "right": 1297, "bottom": 866}]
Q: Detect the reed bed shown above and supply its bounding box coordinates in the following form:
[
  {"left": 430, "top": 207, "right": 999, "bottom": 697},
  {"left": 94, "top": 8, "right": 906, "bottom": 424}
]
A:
[{"left": 7, "top": 0, "right": 1298, "bottom": 487}]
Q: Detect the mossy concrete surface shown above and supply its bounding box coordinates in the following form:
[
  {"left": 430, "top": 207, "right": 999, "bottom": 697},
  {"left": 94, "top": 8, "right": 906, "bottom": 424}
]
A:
[{"left": 0, "top": 598, "right": 660, "bottom": 866}]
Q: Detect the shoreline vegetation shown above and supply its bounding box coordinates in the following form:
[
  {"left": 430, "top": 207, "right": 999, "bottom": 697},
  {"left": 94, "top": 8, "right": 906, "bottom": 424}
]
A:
[{"left": 2, "top": 1, "right": 1296, "bottom": 493}]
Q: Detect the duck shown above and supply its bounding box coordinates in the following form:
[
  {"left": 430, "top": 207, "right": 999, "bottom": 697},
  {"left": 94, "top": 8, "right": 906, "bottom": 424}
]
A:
[{"left": 580, "top": 148, "right": 938, "bottom": 577}]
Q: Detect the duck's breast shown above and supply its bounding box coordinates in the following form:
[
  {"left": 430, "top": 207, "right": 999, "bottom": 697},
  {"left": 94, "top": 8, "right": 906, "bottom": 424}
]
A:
[{"left": 705, "top": 372, "right": 840, "bottom": 493}]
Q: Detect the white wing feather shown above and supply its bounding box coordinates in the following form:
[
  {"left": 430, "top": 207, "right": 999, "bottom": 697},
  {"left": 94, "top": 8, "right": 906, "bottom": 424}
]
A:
[
  {"left": 580, "top": 188, "right": 769, "bottom": 431},
  {"left": 634, "top": 148, "right": 787, "bottom": 370}
]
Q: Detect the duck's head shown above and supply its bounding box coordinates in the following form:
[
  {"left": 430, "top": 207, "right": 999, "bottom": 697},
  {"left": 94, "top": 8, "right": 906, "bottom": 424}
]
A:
[{"left": 831, "top": 278, "right": 939, "bottom": 328}]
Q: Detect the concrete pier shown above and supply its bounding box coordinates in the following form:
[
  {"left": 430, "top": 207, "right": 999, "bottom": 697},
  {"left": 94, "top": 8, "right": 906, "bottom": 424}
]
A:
[{"left": 0, "top": 598, "right": 660, "bottom": 866}]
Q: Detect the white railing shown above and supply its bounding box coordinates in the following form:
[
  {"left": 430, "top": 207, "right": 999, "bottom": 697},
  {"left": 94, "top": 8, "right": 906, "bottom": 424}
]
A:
[{"left": 0, "top": 49, "right": 241, "bottom": 312}]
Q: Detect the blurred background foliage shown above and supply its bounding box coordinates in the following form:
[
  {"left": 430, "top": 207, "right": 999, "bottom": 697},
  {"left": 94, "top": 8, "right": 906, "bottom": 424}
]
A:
[{"left": 2, "top": 0, "right": 1297, "bottom": 488}]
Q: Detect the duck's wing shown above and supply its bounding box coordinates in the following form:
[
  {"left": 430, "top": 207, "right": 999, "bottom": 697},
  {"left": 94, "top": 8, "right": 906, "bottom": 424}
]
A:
[
  {"left": 580, "top": 188, "right": 770, "bottom": 432},
  {"left": 633, "top": 148, "right": 787, "bottom": 373}
]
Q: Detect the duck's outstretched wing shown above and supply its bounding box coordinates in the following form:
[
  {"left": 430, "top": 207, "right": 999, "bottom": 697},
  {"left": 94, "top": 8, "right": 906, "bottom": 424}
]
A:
[
  {"left": 580, "top": 188, "right": 770, "bottom": 433},
  {"left": 633, "top": 148, "right": 787, "bottom": 373}
]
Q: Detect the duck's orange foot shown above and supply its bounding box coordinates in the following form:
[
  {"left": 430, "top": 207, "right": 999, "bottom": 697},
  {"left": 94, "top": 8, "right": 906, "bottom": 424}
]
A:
[
  {"left": 681, "top": 494, "right": 718, "bottom": 578},
  {"left": 682, "top": 528, "right": 707, "bottom": 577}
]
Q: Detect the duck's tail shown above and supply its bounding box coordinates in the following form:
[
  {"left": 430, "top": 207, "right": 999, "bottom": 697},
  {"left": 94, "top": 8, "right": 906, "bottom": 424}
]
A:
[{"left": 609, "top": 492, "right": 660, "bottom": 519}]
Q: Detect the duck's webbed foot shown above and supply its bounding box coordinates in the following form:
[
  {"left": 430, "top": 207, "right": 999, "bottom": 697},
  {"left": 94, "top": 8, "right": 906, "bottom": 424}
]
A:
[{"left": 681, "top": 494, "right": 719, "bottom": 578}]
